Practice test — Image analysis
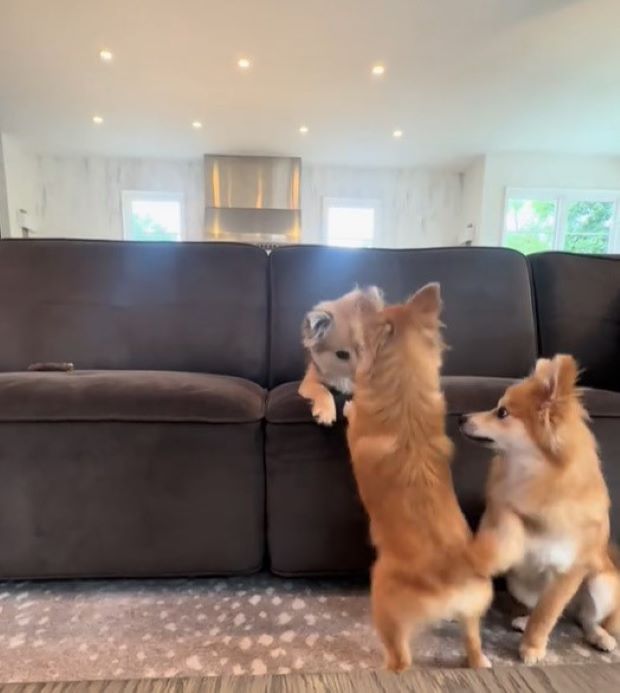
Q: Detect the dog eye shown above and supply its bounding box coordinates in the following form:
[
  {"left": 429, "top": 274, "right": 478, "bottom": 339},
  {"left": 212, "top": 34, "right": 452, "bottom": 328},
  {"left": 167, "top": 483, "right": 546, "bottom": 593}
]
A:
[
  {"left": 496, "top": 406, "right": 509, "bottom": 419},
  {"left": 335, "top": 350, "right": 350, "bottom": 361}
]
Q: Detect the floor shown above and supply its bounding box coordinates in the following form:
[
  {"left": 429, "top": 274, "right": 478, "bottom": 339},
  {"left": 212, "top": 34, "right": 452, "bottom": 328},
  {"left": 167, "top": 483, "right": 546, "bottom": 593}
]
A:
[
  {"left": 2, "top": 667, "right": 620, "bottom": 693},
  {"left": 0, "top": 575, "right": 618, "bottom": 684}
]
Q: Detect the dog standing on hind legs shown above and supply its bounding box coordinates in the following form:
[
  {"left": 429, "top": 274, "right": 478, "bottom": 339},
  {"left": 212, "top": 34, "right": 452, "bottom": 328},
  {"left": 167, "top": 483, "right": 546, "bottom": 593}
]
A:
[{"left": 344, "top": 283, "right": 493, "bottom": 671}]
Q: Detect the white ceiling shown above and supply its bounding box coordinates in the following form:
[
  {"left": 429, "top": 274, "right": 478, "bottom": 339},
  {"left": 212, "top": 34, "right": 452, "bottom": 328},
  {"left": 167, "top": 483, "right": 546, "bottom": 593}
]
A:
[{"left": 0, "top": 0, "right": 618, "bottom": 168}]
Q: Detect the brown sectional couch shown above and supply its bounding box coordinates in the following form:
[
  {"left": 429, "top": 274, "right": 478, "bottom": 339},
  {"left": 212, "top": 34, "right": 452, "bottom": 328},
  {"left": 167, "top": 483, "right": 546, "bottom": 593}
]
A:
[
  {"left": 0, "top": 241, "right": 267, "bottom": 578},
  {"left": 0, "top": 240, "right": 617, "bottom": 578}
]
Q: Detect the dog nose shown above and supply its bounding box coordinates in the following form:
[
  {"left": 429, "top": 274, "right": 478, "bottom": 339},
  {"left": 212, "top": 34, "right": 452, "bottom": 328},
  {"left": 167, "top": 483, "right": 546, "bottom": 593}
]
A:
[{"left": 458, "top": 414, "right": 469, "bottom": 427}]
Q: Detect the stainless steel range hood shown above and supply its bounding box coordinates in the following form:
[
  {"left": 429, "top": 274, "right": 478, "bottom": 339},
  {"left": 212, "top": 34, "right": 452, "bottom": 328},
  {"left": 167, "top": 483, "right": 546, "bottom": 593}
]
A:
[{"left": 204, "top": 155, "right": 301, "bottom": 243}]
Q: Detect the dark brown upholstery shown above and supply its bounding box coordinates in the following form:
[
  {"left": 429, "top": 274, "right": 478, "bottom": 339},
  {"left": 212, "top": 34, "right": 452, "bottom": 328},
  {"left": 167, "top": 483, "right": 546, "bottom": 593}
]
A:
[
  {"left": 0, "top": 369, "right": 266, "bottom": 574},
  {"left": 266, "top": 376, "right": 510, "bottom": 575},
  {"left": 0, "top": 240, "right": 617, "bottom": 579},
  {"left": 0, "top": 421, "right": 264, "bottom": 578},
  {"left": 0, "top": 371, "right": 264, "bottom": 423},
  {"left": 266, "top": 420, "right": 372, "bottom": 575},
  {"left": 530, "top": 252, "right": 620, "bottom": 392},
  {"left": 267, "top": 376, "right": 620, "bottom": 575},
  {"left": 267, "top": 376, "right": 536, "bottom": 424},
  {"left": 269, "top": 246, "right": 537, "bottom": 386},
  {"left": 0, "top": 240, "right": 268, "bottom": 578},
  {"left": 0, "top": 240, "right": 269, "bottom": 384}
]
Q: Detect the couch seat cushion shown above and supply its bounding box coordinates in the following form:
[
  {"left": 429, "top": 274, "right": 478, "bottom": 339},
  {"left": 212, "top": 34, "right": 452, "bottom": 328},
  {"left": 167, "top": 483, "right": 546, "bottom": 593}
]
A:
[
  {"left": 267, "top": 377, "right": 516, "bottom": 424},
  {"left": 0, "top": 370, "right": 265, "bottom": 423},
  {"left": 267, "top": 376, "right": 620, "bottom": 423},
  {"left": 582, "top": 388, "right": 620, "bottom": 417},
  {"left": 266, "top": 381, "right": 348, "bottom": 424}
]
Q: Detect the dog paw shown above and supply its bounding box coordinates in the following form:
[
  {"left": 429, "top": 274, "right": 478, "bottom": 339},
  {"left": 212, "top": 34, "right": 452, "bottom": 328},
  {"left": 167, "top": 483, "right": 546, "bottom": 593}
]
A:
[
  {"left": 385, "top": 655, "right": 410, "bottom": 673},
  {"left": 519, "top": 642, "right": 547, "bottom": 665},
  {"left": 588, "top": 629, "right": 617, "bottom": 652},
  {"left": 471, "top": 653, "right": 492, "bottom": 669},
  {"left": 312, "top": 398, "right": 337, "bottom": 426},
  {"left": 511, "top": 616, "right": 529, "bottom": 632}
]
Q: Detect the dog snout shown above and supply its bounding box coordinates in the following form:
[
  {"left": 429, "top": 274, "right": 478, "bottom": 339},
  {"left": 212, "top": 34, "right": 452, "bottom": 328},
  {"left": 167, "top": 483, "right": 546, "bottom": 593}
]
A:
[{"left": 458, "top": 414, "right": 469, "bottom": 428}]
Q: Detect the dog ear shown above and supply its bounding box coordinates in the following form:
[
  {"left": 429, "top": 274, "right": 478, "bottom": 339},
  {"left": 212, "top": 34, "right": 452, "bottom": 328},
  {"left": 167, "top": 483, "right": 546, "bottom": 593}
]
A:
[
  {"left": 407, "top": 282, "right": 441, "bottom": 318},
  {"left": 535, "top": 355, "right": 580, "bottom": 454},
  {"left": 533, "top": 357, "right": 553, "bottom": 383},
  {"left": 302, "top": 310, "right": 333, "bottom": 346},
  {"left": 353, "top": 285, "right": 385, "bottom": 321},
  {"left": 535, "top": 354, "right": 579, "bottom": 402},
  {"left": 360, "top": 285, "right": 385, "bottom": 310},
  {"left": 549, "top": 354, "right": 579, "bottom": 400}
]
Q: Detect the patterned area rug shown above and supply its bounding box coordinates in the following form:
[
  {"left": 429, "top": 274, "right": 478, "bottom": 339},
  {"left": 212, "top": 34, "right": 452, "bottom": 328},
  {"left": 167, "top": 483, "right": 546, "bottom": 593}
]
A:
[{"left": 0, "top": 575, "right": 618, "bottom": 683}]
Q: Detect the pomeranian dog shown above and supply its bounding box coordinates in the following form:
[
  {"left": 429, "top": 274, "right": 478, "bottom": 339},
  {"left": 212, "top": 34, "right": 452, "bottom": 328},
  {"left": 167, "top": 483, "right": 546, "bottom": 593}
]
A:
[
  {"left": 460, "top": 354, "right": 620, "bottom": 664},
  {"left": 299, "top": 286, "right": 383, "bottom": 425},
  {"left": 344, "top": 283, "right": 493, "bottom": 671}
]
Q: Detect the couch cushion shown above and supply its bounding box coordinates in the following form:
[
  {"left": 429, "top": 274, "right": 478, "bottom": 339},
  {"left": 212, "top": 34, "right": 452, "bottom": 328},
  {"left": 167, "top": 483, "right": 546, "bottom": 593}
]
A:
[
  {"left": 445, "top": 376, "right": 620, "bottom": 417},
  {"left": 267, "top": 382, "right": 350, "bottom": 424},
  {"left": 267, "top": 376, "right": 620, "bottom": 423},
  {"left": 268, "top": 246, "right": 537, "bottom": 387},
  {"left": 268, "top": 376, "right": 518, "bottom": 424},
  {"left": 0, "top": 240, "right": 269, "bottom": 384},
  {"left": 0, "top": 370, "right": 265, "bottom": 423},
  {"left": 0, "top": 420, "right": 265, "bottom": 577},
  {"left": 266, "top": 376, "right": 620, "bottom": 575},
  {"left": 529, "top": 252, "right": 620, "bottom": 392}
]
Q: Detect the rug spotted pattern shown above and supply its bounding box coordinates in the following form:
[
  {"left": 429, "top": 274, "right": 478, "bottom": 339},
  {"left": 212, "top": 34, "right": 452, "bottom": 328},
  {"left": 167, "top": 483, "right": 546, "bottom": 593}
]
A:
[{"left": 0, "top": 576, "right": 618, "bottom": 682}]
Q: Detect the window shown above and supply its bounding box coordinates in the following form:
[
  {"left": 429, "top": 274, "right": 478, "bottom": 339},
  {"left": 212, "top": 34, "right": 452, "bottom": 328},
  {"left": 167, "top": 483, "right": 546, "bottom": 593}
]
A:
[
  {"left": 323, "top": 198, "right": 379, "bottom": 248},
  {"left": 503, "top": 188, "right": 619, "bottom": 255},
  {"left": 122, "top": 191, "right": 184, "bottom": 242}
]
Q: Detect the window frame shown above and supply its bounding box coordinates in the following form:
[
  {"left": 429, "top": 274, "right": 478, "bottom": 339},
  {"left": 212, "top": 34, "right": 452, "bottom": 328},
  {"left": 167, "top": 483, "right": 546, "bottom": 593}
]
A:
[
  {"left": 322, "top": 196, "right": 380, "bottom": 248},
  {"left": 502, "top": 187, "right": 620, "bottom": 254},
  {"left": 121, "top": 190, "right": 185, "bottom": 242}
]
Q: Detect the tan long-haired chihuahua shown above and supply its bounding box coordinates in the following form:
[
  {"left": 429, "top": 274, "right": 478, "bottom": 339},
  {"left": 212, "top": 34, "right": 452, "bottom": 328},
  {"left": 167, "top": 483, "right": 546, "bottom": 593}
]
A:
[
  {"left": 345, "top": 284, "right": 493, "bottom": 671},
  {"left": 299, "top": 286, "right": 384, "bottom": 425},
  {"left": 461, "top": 354, "right": 620, "bottom": 664}
]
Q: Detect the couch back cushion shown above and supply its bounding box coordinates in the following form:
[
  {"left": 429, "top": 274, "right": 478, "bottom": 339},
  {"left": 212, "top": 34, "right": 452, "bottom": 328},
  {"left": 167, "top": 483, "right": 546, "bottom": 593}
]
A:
[
  {"left": 529, "top": 252, "right": 620, "bottom": 392},
  {"left": 269, "top": 246, "right": 537, "bottom": 386},
  {"left": 0, "top": 240, "right": 269, "bottom": 384}
]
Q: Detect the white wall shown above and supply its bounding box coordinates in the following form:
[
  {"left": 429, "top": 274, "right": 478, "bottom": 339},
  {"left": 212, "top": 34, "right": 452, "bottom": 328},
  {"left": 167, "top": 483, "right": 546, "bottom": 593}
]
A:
[
  {"left": 4, "top": 135, "right": 620, "bottom": 249},
  {"left": 302, "top": 165, "right": 463, "bottom": 247},
  {"left": 0, "top": 135, "right": 10, "bottom": 237},
  {"left": 0, "top": 133, "right": 39, "bottom": 237},
  {"left": 461, "top": 157, "right": 485, "bottom": 245},
  {"left": 476, "top": 153, "right": 620, "bottom": 245},
  {"left": 0, "top": 145, "right": 465, "bottom": 247},
  {"left": 31, "top": 155, "right": 205, "bottom": 241}
]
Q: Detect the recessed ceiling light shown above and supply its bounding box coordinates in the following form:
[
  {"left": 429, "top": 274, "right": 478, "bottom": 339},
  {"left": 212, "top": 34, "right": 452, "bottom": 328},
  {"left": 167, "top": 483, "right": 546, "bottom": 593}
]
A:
[
  {"left": 99, "top": 49, "right": 113, "bottom": 62},
  {"left": 237, "top": 57, "right": 251, "bottom": 69},
  {"left": 192, "top": 121, "right": 203, "bottom": 129},
  {"left": 92, "top": 115, "right": 104, "bottom": 125},
  {"left": 299, "top": 125, "right": 309, "bottom": 134},
  {"left": 392, "top": 129, "right": 403, "bottom": 138},
  {"left": 371, "top": 64, "right": 385, "bottom": 76}
]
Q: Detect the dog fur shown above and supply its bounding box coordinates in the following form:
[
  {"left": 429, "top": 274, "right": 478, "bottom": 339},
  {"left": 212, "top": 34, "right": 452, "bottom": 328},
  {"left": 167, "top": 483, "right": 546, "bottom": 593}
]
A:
[
  {"left": 344, "top": 283, "right": 493, "bottom": 671},
  {"left": 299, "top": 286, "right": 383, "bottom": 425},
  {"left": 461, "top": 354, "right": 620, "bottom": 664}
]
